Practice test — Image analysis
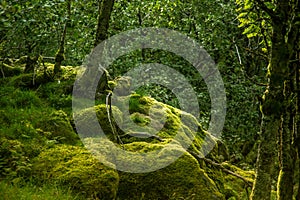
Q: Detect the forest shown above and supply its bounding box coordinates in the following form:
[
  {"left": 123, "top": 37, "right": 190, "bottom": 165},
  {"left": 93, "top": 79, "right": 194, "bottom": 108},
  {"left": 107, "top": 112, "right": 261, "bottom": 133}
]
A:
[{"left": 0, "top": 0, "right": 299, "bottom": 199}]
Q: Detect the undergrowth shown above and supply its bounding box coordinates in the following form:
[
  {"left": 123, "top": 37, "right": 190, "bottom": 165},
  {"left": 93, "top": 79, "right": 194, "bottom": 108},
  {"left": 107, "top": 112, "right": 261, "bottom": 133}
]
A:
[{"left": 0, "top": 180, "right": 85, "bottom": 200}]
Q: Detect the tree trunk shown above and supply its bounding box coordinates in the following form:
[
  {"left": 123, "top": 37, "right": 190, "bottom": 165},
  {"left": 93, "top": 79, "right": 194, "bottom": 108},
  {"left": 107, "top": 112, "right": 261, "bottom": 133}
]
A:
[
  {"left": 250, "top": 1, "right": 291, "bottom": 199},
  {"left": 277, "top": 2, "right": 300, "bottom": 199},
  {"left": 54, "top": 0, "right": 71, "bottom": 75},
  {"left": 277, "top": 73, "right": 296, "bottom": 200},
  {"left": 294, "top": 26, "right": 300, "bottom": 200},
  {"left": 296, "top": 49, "right": 300, "bottom": 200},
  {"left": 94, "top": 0, "right": 115, "bottom": 47},
  {"left": 24, "top": 42, "right": 37, "bottom": 73}
]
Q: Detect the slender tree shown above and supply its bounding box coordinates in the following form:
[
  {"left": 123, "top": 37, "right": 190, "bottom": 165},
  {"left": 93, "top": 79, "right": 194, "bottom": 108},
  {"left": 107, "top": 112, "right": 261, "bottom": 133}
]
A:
[
  {"left": 54, "top": 0, "right": 72, "bottom": 75},
  {"left": 94, "top": 0, "right": 115, "bottom": 47}
]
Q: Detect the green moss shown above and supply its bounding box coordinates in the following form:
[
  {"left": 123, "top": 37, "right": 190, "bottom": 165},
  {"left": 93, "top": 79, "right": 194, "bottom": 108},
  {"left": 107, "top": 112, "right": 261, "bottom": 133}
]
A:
[
  {"left": 205, "top": 161, "right": 255, "bottom": 200},
  {"left": 128, "top": 93, "right": 155, "bottom": 114},
  {"left": 126, "top": 95, "right": 208, "bottom": 154},
  {"left": 35, "top": 110, "right": 79, "bottom": 145},
  {"left": 0, "top": 138, "right": 32, "bottom": 179},
  {"left": 75, "top": 104, "right": 123, "bottom": 140},
  {"left": 130, "top": 112, "right": 151, "bottom": 125},
  {"left": 0, "top": 87, "right": 43, "bottom": 108},
  {"left": 117, "top": 142, "right": 225, "bottom": 200},
  {"left": 78, "top": 94, "right": 210, "bottom": 154},
  {"left": 59, "top": 66, "right": 78, "bottom": 81},
  {"left": 32, "top": 145, "right": 119, "bottom": 199}
]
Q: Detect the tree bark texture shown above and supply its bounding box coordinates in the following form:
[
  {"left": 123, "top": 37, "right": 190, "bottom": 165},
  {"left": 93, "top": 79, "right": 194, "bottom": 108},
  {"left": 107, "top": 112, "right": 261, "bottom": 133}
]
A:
[
  {"left": 94, "top": 0, "right": 115, "bottom": 47},
  {"left": 250, "top": 0, "right": 294, "bottom": 199}
]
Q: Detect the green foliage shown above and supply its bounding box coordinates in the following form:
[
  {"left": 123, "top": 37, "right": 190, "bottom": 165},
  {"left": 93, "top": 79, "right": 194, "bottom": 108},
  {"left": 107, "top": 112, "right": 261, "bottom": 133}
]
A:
[
  {"left": 236, "top": 0, "right": 272, "bottom": 52},
  {"left": 1, "top": 0, "right": 96, "bottom": 65},
  {"left": 35, "top": 110, "right": 80, "bottom": 145},
  {"left": 0, "top": 138, "right": 31, "bottom": 179},
  {"left": 1, "top": 0, "right": 61, "bottom": 58},
  {"left": 0, "top": 0, "right": 278, "bottom": 198},
  {"left": 0, "top": 86, "right": 43, "bottom": 108},
  {"left": 0, "top": 180, "right": 85, "bottom": 200},
  {"left": 0, "top": 79, "right": 79, "bottom": 174},
  {"left": 0, "top": 88, "right": 78, "bottom": 145},
  {"left": 32, "top": 145, "right": 119, "bottom": 199}
]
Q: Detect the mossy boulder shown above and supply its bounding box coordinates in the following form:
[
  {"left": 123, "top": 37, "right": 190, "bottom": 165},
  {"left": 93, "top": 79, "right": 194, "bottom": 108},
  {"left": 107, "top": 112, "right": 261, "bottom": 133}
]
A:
[
  {"left": 82, "top": 138, "right": 225, "bottom": 199},
  {"left": 74, "top": 93, "right": 231, "bottom": 199},
  {"left": 111, "top": 94, "right": 214, "bottom": 155},
  {"left": 7, "top": 64, "right": 77, "bottom": 89},
  {"left": 116, "top": 142, "right": 225, "bottom": 200},
  {"left": 75, "top": 93, "right": 216, "bottom": 156},
  {"left": 32, "top": 145, "right": 119, "bottom": 199}
]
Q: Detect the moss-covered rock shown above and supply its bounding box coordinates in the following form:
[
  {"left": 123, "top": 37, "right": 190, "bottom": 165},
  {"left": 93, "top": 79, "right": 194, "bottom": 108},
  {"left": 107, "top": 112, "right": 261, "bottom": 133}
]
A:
[
  {"left": 110, "top": 94, "right": 213, "bottom": 156},
  {"left": 75, "top": 93, "right": 215, "bottom": 158},
  {"left": 32, "top": 145, "right": 119, "bottom": 199},
  {"left": 81, "top": 137, "right": 225, "bottom": 199},
  {"left": 7, "top": 64, "right": 77, "bottom": 89},
  {"left": 116, "top": 142, "right": 225, "bottom": 200}
]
